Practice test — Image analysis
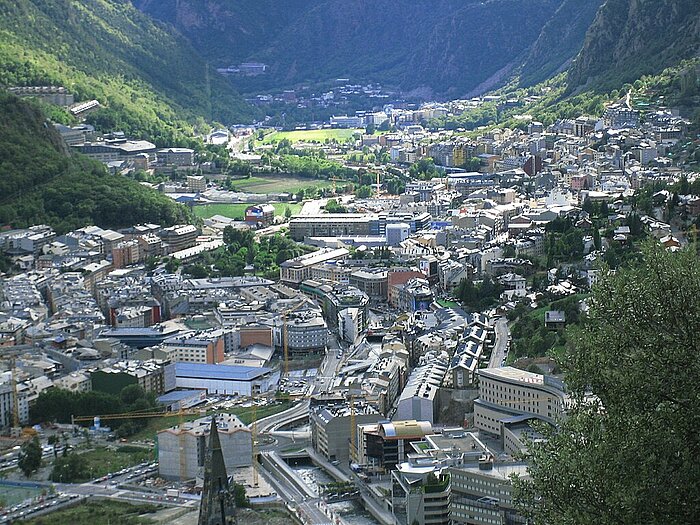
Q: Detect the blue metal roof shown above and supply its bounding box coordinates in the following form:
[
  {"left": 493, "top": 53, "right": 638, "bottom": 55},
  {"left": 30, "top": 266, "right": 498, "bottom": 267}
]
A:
[
  {"left": 157, "top": 390, "right": 203, "bottom": 403},
  {"left": 174, "top": 362, "right": 272, "bottom": 381}
]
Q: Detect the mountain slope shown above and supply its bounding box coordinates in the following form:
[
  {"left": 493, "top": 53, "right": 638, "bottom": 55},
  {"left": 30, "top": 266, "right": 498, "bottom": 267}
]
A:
[
  {"left": 568, "top": 0, "right": 700, "bottom": 90},
  {"left": 0, "top": 92, "right": 190, "bottom": 233},
  {"left": 133, "top": 0, "right": 310, "bottom": 67},
  {"left": 0, "top": 0, "right": 255, "bottom": 145},
  {"left": 136, "top": 0, "right": 595, "bottom": 98},
  {"left": 519, "top": 0, "right": 604, "bottom": 87}
]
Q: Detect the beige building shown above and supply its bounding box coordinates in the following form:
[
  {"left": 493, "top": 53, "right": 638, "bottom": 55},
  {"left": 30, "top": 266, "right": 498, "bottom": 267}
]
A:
[
  {"left": 157, "top": 414, "right": 252, "bottom": 481},
  {"left": 279, "top": 248, "right": 349, "bottom": 286},
  {"left": 474, "top": 366, "right": 568, "bottom": 436},
  {"left": 160, "top": 225, "right": 198, "bottom": 253}
]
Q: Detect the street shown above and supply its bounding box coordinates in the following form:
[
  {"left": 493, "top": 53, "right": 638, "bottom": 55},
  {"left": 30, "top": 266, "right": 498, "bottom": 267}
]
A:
[{"left": 488, "top": 316, "right": 510, "bottom": 368}]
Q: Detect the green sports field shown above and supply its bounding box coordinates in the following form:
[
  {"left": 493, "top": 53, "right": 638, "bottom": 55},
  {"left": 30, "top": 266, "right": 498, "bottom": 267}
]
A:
[
  {"left": 193, "top": 202, "right": 302, "bottom": 220},
  {"left": 230, "top": 175, "right": 333, "bottom": 194},
  {"left": 261, "top": 128, "right": 363, "bottom": 144}
]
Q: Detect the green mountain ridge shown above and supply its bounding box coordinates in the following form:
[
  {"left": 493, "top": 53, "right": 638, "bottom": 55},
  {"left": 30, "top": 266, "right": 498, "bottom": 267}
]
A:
[
  {"left": 0, "top": 0, "right": 256, "bottom": 146},
  {"left": 136, "top": 0, "right": 700, "bottom": 99},
  {"left": 519, "top": 0, "right": 604, "bottom": 87},
  {"left": 0, "top": 92, "right": 190, "bottom": 233},
  {"left": 135, "top": 0, "right": 596, "bottom": 98},
  {"left": 568, "top": 0, "right": 700, "bottom": 91}
]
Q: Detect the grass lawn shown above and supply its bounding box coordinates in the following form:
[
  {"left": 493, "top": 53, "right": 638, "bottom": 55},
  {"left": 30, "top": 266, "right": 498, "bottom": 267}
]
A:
[
  {"left": 437, "top": 299, "right": 460, "bottom": 308},
  {"left": 231, "top": 175, "right": 334, "bottom": 194},
  {"left": 24, "top": 500, "right": 160, "bottom": 525},
  {"left": 0, "top": 484, "right": 44, "bottom": 507},
  {"left": 128, "top": 401, "right": 294, "bottom": 442},
  {"left": 76, "top": 446, "right": 153, "bottom": 480},
  {"left": 193, "top": 202, "right": 303, "bottom": 220},
  {"left": 261, "top": 128, "right": 363, "bottom": 144}
]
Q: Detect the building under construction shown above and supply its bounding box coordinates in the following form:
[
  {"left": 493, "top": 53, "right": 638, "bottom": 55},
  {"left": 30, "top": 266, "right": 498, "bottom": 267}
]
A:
[{"left": 158, "top": 413, "right": 252, "bottom": 481}]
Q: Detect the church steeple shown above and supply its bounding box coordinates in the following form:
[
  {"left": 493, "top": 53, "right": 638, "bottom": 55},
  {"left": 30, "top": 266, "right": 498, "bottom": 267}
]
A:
[{"left": 198, "top": 415, "right": 237, "bottom": 525}]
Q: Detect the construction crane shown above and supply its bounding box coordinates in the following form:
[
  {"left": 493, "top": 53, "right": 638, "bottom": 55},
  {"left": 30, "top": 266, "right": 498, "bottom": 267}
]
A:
[
  {"left": 375, "top": 170, "right": 382, "bottom": 197},
  {"left": 329, "top": 177, "right": 344, "bottom": 195}
]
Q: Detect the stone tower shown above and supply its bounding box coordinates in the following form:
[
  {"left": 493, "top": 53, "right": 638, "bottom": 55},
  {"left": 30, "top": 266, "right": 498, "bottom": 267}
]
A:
[{"left": 198, "top": 416, "right": 237, "bottom": 525}]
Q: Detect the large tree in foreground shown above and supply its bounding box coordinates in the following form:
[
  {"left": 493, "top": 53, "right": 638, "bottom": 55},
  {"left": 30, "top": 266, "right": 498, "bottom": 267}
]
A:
[{"left": 515, "top": 244, "right": 700, "bottom": 524}]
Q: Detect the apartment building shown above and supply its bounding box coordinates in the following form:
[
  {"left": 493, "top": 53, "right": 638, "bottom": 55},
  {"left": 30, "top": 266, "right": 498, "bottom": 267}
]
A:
[
  {"left": 280, "top": 248, "right": 350, "bottom": 286},
  {"left": 90, "top": 359, "right": 167, "bottom": 395},
  {"left": 349, "top": 269, "right": 389, "bottom": 302},
  {"left": 161, "top": 332, "right": 225, "bottom": 364},
  {"left": 449, "top": 460, "right": 529, "bottom": 525},
  {"left": 159, "top": 225, "right": 199, "bottom": 253},
  {"left": 310, "top": 400, "right": 380, "bottom": 464},
  {"left": 474, "top": 367, "right": 568, "bottom": 436}
]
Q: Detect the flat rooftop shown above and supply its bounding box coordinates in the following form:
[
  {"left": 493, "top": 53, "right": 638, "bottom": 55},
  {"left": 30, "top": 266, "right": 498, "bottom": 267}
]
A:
[
  {"left": 175, "top": 362, "right": 272, "bottom": 381},
  {"left": 479, "top": 366, "right": 544, "bottom": 385}
]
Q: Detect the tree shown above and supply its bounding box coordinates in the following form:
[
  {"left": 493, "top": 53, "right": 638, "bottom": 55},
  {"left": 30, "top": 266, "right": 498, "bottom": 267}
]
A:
[
  {"left": 592, "top": 227, "right": 602, "bottom": 251},
  {"left": 50, "top": 452, "right": 89, "bottom": 483},
  {"left": 356, "top": 185, "right": 372, "bottom": 198},
  {"left": 515, "top": 244, "right": 700, "bottom": 525},
  {"left": 18, "top": 437, "right": 42, "bottom": 478},
  {"left": 47, "top": 435, "right": 59, "bottom": 459},
  {"left": 462, "top": 157, "right": 482, "bottom": 171},
  {"left": 233, "top": 483, "right": 249, "bottom": 508},
  {"left": 185, "top": 263, "right": 209, "bottom": 278},
  {"left": 325, "top": 199, "right": 347, "bottom": 213},
  {"left": 164, "top": 257, "right": 180, "bottom": 273},
  {"left": 119, "top": 384, "right": 147, "bottom": 406},
  {"left": 284, "top": 206, "right": 292, "bottom": 219},
  {"left": 502, "top": 245, "right": 517, "bottom": 258}
]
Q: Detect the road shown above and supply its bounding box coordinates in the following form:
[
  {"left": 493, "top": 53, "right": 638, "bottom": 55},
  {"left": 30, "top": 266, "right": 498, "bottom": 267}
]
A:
[
  {"left": 257, "top": 453, "right": 338, "bottom": 525},
  {"left": 488, "top": 316, "right": 510, "bottom": 368},
  {"left": 256, "top": 400, "right": 310, "bottom": 434},
  {"left": 311, "top": 335, "right": 344, "bottom": 395}
]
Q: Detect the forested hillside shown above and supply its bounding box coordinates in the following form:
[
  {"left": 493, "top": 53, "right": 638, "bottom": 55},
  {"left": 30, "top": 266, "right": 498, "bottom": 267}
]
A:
[
  {"left": 518, "top": 0, "right": 603, "bottom": 87},
  {"left": 0, "top": 93, "right": 190, "bottom": 233},
  {"left": 568, "top": 0, "right": 700, "bottom": 90},
  {"left": 136, "top": 0, "right": 589, "bottom": 98},
  {"left": 137, "top": 0, "right": 700, "bottom": 99},
  {"left": 0, "top": 0, "right": 256, "bottom": 146}
]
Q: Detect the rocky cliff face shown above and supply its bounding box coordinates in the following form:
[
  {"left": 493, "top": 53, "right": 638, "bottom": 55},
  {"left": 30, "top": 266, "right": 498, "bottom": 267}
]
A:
[{"left": 568, "top": 0, "right": 700, "bottom": 89}]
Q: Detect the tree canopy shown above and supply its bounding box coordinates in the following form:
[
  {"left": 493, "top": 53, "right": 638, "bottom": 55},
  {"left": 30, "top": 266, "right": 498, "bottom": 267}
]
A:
[
  {"left": 515, "top": 244, "right": 700, "bottom": 524},
  {"left": 18, "top": 437, "right": 42, "bottom": 478}
]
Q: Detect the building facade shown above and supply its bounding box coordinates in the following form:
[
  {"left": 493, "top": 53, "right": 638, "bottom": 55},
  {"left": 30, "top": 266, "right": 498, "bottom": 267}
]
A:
[{"left": 157, "top": 414, "right": 252, "bottom": 481}]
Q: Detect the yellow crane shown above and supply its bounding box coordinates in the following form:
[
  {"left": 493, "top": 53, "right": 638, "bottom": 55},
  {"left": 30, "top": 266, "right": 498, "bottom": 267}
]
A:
[
  {"left": 71, "top": 407, "right": 208, "bottom": 424},
  {"left": 329, "top": 177, "right": 344, "bottom": 195}
]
